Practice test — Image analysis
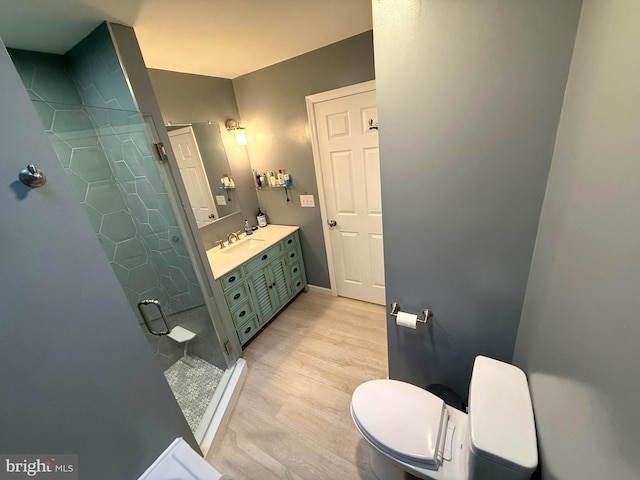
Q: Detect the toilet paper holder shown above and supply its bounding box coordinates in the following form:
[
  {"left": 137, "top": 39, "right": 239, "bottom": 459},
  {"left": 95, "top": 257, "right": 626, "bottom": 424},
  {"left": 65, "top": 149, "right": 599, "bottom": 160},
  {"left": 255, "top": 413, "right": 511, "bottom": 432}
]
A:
[{"left": 390, "top": 302, "right": 433, "bottom": 324}]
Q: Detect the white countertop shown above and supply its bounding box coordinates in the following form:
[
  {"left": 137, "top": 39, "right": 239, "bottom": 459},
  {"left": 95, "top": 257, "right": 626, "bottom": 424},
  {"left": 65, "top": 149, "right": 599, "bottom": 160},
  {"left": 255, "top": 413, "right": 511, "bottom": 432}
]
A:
[{"left": 206, "top": 224, "right": 300, "bottom": 279}]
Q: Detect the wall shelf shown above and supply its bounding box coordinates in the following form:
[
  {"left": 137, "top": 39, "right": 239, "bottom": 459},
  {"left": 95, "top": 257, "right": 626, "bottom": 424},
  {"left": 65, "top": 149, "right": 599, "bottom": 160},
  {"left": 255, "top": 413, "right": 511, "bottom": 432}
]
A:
[{"left": 255, "top": 184, "right": 292, "bottom": 202}]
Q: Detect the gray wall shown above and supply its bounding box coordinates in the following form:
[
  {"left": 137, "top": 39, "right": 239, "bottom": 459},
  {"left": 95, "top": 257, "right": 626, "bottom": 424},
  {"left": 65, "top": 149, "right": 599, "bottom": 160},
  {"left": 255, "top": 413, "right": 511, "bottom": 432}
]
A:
[
  {"left": 372, "top": 0, "right": 582, "bottom": 400},
  {"left": 149, "top": 68, "right": 260, "bottom": 250},
  {"left": 513, "top": 1, "right": 640, "bottom": 478},
  {"left": 232, "top": 31, "right": 375, "bottom": 287},
  {"left": 0, "top": 35, "right": 196, "bottom": 478}
]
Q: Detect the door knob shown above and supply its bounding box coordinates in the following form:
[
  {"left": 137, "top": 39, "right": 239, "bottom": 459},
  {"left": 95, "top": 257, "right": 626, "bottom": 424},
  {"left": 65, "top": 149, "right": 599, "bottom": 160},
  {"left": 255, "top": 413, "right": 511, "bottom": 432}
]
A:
[
  {"left": 327, "top": 219, "right": 337, "bottom": 227},
  {"left": 19, "top": 164, "right": 47, "bottom": 188}
]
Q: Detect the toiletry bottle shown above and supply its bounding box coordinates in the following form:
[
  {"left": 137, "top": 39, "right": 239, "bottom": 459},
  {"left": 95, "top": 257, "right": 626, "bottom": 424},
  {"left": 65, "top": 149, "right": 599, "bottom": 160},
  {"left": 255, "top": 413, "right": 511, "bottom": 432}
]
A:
[
  {"left": 261, "top": 171, "right": 267, "bottom": 186},
  {"left": 283, "top": 172, "right": 291, "bottom": 186},
  {"left": 229, "top": 178, "right": 235, "bottom": 188},
  {"left": 257, "top": 208, "right": 267, "bottom": 227},
  {"left": 277, "top": 169, "right": 284, "bottom": 185},
  {"left": 222, "top": 173, "right": 230, "bottom": 187},
  {"left": 244, "top": 219, "right": 253, "bottom": 235},
  {"left": 252, "top": 170, "right": 259, "bottom": 188},
  {"left": 269, "top": 171, "right": 276, "bottom": 186}
]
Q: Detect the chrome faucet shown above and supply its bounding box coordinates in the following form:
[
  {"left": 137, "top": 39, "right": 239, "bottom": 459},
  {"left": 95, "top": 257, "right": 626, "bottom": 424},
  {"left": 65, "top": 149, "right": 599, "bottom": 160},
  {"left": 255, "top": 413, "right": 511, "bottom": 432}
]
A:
[{"left": 227, "top": 232, "right": 240, "bottom": 244}]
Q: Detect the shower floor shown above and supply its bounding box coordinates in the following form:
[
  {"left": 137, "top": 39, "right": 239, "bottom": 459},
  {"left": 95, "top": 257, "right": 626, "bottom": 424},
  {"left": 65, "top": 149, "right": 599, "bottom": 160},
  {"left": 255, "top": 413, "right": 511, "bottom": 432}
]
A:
[{"left": 163, "top": 356, "right": 225, "bottom": 433}]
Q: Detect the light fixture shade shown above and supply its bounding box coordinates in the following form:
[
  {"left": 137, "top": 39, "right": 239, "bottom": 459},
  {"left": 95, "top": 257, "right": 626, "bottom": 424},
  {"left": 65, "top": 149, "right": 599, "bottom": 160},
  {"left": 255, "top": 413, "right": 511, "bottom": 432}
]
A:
[
  {"left": 234, "top": 128, "right": 247, "bottom": 145},
  {"left": 225, "top": 119, "right": 247, "bottom": 145}
]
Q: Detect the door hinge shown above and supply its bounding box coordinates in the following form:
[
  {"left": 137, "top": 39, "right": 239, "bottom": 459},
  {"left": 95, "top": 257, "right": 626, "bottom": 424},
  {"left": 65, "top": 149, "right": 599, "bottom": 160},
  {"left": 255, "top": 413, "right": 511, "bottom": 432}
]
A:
[
  {"left": 154, "top": 142, "right": 169, "bottom": 162},
  {"left": 224, "top": 339, "right": 233, "bottom": 356}
]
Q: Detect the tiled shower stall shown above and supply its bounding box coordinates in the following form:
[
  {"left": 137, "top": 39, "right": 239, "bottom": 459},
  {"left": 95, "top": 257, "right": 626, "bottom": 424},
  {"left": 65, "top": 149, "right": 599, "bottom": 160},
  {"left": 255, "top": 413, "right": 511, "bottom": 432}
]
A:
[{"left": 8, "top": 23, "right": 227, "bottom": 436}]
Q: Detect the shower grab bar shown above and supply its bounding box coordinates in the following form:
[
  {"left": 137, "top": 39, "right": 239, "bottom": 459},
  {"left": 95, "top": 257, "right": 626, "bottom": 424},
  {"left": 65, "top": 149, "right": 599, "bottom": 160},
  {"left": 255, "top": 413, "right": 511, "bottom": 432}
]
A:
[{"left": 137, "top": 299, "right": 171, "bottom": 336}]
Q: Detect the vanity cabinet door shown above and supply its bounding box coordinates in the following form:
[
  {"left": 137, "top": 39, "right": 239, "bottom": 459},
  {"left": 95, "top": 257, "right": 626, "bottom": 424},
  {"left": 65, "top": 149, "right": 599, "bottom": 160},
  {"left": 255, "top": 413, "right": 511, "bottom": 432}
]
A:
[
  {"left": 248, "top": 257, "right": 291, "bottom": 325},
  {"left": 248, "top": 267, "right": 279, "bottom": 322},
  {"left": 270, "top": 257, "right": 291, "bottom": 309}
]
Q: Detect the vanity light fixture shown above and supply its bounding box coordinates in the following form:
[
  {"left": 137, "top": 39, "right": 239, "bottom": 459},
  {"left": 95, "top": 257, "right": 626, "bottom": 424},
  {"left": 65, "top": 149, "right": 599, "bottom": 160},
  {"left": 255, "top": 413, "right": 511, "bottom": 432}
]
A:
[{"left": 225, "top": 119, "right": 247, "bottom": 145}]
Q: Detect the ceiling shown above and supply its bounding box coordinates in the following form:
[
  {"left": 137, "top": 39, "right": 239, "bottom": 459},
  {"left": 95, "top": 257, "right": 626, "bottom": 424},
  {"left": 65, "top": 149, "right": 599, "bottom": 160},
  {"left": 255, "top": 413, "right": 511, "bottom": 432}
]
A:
[{"left": 0, "top": 0, "right": 373, "bottom": 79}]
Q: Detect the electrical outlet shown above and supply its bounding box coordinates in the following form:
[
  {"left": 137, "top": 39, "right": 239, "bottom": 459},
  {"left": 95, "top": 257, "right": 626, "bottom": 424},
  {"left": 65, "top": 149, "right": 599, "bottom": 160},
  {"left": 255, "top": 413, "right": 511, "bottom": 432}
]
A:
[{"left": 300, "top": 194, "right": 315, "bottom": 207}]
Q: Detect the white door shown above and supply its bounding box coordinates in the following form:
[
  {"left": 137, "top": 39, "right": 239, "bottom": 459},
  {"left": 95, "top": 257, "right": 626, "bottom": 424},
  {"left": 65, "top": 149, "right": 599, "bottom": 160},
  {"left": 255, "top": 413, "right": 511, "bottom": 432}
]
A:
[
  {"left": 168, "top": 127, "right": 218, "bottom": 227},
  {"left": 313, "top": 88, "right": 385, "bottom": 305}
]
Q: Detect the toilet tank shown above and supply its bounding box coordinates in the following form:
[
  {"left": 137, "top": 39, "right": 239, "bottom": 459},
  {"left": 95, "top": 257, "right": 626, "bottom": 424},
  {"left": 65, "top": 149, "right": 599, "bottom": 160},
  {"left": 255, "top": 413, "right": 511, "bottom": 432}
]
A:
[{"left": 467, "top": 356, "right": 538, "bottom": 480}]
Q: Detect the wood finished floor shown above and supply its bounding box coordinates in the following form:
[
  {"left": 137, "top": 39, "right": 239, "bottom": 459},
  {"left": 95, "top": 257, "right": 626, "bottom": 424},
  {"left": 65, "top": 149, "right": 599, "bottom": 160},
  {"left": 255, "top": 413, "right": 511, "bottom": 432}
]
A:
[{"left": 207, "top": 291, "right": 387, "bottom": 480}]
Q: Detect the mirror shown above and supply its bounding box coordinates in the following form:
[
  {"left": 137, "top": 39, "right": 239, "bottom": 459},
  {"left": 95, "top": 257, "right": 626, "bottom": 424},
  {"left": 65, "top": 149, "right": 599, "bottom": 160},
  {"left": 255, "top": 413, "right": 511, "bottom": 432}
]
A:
[{"left": 167, "top": 122, "right": 240, "bottom": 228}]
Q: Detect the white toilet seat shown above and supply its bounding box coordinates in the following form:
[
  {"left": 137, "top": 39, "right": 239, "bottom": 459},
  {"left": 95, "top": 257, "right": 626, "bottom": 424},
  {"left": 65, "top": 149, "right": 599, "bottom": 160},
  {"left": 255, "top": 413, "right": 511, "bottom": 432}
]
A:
[{"left": 351, "top": 379, "right": 449, "bottom": 470}]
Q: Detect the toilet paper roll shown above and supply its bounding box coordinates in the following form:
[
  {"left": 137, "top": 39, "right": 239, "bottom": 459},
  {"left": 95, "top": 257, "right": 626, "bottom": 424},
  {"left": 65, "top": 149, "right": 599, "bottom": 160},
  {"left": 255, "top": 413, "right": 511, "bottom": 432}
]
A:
[{"left": 396, "top": 311, "right": 418, "bottom": 329}]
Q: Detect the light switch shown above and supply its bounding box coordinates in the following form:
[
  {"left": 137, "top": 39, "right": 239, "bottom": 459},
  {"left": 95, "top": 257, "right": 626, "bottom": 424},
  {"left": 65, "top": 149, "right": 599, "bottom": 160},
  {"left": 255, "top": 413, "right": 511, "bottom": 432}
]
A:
[
  {"left": 215, "top": 195, "right": 227, "bottom": 205},
  {"left": 300, "top": 194, "right": 315, "bottom": 207}
]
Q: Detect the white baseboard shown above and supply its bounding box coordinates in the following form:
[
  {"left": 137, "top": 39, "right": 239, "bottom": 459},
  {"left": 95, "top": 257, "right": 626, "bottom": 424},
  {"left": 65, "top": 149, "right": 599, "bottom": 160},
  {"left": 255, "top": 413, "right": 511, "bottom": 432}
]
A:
[{"left": 307, "top": 284, "right": 333, "bottom": 296}]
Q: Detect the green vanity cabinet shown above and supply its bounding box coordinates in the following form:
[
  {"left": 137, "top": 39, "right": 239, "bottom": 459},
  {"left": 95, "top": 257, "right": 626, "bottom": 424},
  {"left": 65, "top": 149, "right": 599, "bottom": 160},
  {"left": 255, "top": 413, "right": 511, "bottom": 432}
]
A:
[{"left": 214, "top": 229, "right": 307, "bottom": 347}]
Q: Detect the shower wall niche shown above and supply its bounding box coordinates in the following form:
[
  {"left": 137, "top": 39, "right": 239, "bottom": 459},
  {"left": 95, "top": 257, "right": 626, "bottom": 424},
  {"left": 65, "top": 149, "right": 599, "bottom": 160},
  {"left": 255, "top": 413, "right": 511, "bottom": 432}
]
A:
[{"left": 8, "top": 24, "right": 226, "bottom": 371}]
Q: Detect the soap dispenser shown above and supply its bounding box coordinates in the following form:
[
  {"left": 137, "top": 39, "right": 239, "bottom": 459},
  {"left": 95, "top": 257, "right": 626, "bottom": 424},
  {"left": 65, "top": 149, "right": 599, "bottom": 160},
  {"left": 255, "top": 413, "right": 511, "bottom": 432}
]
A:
[
  {"left": 257, "top": 208, "right": 267, "bottom": 227},
  {"left": 244, "top": 219, "right": 253, "bottom": 235}
]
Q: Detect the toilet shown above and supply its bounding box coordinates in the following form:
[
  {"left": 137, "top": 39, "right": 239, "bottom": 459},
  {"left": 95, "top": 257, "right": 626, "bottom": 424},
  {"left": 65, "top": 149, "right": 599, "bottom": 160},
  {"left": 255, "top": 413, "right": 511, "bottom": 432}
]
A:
[{"left": 351, "top": 356, "right": 538, "bottom": 480}]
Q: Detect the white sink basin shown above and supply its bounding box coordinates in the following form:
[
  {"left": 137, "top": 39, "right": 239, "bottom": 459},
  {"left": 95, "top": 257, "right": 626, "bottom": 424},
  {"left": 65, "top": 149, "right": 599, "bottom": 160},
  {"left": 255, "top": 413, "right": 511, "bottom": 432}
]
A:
[{"left": 222, "top": 237, "right": 265, "bottom": 255}]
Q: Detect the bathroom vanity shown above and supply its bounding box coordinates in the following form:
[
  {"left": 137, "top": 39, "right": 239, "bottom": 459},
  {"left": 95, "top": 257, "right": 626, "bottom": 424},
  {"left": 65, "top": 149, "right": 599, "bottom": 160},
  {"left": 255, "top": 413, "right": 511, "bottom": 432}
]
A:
[{"left": 207, "top": 225, "right": 307, "bottom": 346}]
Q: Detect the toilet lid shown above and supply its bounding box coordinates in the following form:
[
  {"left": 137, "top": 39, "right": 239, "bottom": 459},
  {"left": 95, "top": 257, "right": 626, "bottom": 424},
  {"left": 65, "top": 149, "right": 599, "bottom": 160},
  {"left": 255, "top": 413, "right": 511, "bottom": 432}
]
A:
[{"left": 351, "top": 379, "right": 447, "bottom": 467}]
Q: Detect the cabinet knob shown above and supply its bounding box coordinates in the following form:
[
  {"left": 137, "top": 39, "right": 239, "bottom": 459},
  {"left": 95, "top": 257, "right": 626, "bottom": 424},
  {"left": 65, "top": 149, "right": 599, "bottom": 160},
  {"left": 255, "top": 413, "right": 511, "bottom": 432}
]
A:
[
  {"left": 244, "top": 326, "right": 251, "bottom": 334},
  {"left": 261, "top": 254, "right": 268, "bottom": 261},
  {"left": 239, "top": 310, "right": 246, "bottom": 317},
  {"left": 233, "top": 293, "right": 241, "bottom": 300}
]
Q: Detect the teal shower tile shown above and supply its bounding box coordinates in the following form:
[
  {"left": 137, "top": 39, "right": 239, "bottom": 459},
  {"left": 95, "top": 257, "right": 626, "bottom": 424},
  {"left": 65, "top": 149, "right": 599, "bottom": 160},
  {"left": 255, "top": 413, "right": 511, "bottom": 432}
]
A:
[
  {"left": 161, "top": 250, "right": 180, "bottom": 270},
  {"left": 126, "top": 194, "right": 149, "bottom": 223},
  {"left": 111, "top": 262, "right": 129, "bottom": 285},
  {"left": 161, "top": 275, "right": 179, "bottom": 296},
  {"left": 64, "top": 169, "right": 89, "bottom": 201},
  {"left": 115, "top": 237, "right": 148, "bottom": 270},
  {"left": 100, "top": 131, "right": 126, "bottom": 163},
  {"left": 8, "top": 50, "right": 35, "bottom": 89},
  {"left": 157, "top": 238, "right": 173, "bottom": 252},
  {"left": 101, "top": 210, "right": 136, "bottom": 243},
  {"left": 136, "top": 178, "right": 158, "bottom": 209},
  {"left": 85, "top": 98, "right": 111, "bottom": 126},
  {"left": 109, "top": 108, "right": 132, "bottom": 140},
  {"left": 32, "top": 65, "right": 82, "bottom": 105},
  {"left": 143, "top": 231, "right": 160, "bottom": 251},
  {"left": 81, "top": 203, "right": 103, "bottom": 232},
  {"left": 100, "top": 41, "right": 121, "bottom": 73},
  {"left": 144, "top": 167, "right": 166, "bottom": 196},
  {"left": 52, "top": 110, "right": 98, "bottom": 148},
  {"left": 123, "top": 141, "right": 145, "bottom": 176},
  {"left": 128, "top": 264, "right": 159, "bottom": 293},
  {"left": 86, "top": 180, "right": 125, "bottom": 214},
  {"left": 149, "top": 210, "right": 168, "bottom": 235},
  {"left": 113, "top": 162, "right": 136, "bottom": 193},
  {"left": 69, "top": 147, "right": 111, "bottom": 182},
  {"left": 157, "top": 195, "right": 177, "bottom": 226},
  {"left": 49, "top": 134, "right": 73, "bottom": 168},
  {"left": 168, "top": 267, "right": 189, "bottom": 292},
  {"left": 178, "top": 256, "right": 198, "bottom": 283},
  {"left": 122, "top": 286, "right": 141, "bottom": 309},
  {"left": 131, "top": 129, "right": 153, "bottom": 158},
  {"left": 33, "top": 101, "right": 55, "bottom": 130},
  {"left": 96, "top": 233, "right": 117, "bottom": 261},
  {"left": 90, "top": 55, "right": 117, "bottom": 103},
  {"left": 151, "top": 252, "right": 171, "bottom": 276}
]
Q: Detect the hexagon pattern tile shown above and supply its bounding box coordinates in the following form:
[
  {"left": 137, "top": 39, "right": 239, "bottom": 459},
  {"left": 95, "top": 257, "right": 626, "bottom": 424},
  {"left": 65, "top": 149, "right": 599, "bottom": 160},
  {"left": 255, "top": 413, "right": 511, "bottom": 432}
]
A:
[{"left": 8, "top": 29, "right": 221, "bottom": 369}]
